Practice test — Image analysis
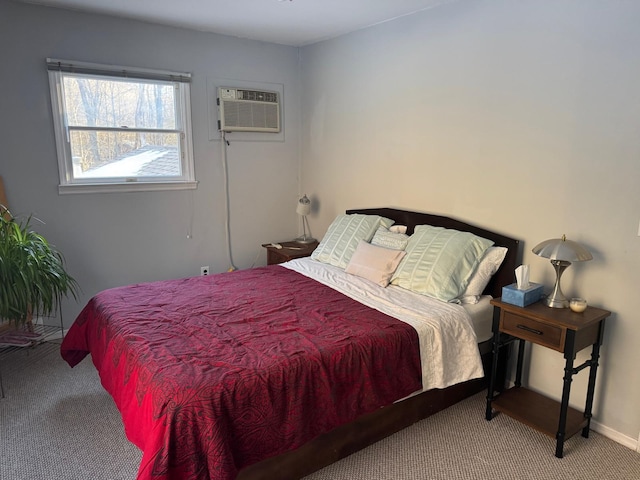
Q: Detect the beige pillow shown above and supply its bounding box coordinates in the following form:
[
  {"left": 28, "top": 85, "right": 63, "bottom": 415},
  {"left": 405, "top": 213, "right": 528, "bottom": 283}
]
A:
[{"left": 345, "top": 241, "right": 406, "bottom": 287}]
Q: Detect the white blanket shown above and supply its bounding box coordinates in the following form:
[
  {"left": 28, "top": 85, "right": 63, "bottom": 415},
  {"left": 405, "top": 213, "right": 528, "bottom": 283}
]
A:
[{"left": 282, "top": 257, "right": 484, "bottom": 391}]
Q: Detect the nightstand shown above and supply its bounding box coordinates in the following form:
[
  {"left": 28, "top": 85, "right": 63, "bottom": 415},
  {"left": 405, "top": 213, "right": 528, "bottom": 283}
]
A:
[
  {"left": 262, "top": 240, "right": 318, "bottom": 265},
  {"left": 485, "top": 298, "right": 610, "bottom": 458}
]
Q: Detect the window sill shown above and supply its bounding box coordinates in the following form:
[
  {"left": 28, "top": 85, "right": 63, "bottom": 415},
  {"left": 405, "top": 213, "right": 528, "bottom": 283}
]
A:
[{"left": 58, "top": 181, "right": 198, "bottom": 195}]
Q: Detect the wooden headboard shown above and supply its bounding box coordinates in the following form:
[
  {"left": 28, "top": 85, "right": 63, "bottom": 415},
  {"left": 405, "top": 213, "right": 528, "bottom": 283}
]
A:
[{"left": 346, "top": 207, "right": 520, "bottom": 298}]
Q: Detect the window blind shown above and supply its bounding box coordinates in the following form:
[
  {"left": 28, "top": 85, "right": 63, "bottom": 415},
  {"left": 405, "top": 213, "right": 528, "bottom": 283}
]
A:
[{"left": 46, "top": 58, "right": 191, "bottom": 83}]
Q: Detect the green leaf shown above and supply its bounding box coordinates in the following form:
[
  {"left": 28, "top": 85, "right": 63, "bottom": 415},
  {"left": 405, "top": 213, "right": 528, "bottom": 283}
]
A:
[{"left": 0, "top": 213, "right": 79, "bottom": 327}]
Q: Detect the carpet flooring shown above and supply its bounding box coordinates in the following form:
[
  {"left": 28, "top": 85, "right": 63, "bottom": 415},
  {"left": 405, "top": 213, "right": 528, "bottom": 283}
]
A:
[{"left": 1, "top": 341, "right": 639, "bottom": 480}]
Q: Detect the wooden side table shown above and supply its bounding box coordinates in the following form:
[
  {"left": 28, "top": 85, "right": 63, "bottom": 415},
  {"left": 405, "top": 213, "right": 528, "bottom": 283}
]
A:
[
  {"left": 485, "top": 298, "right": 610, "bottom": 458},
  {"left": 262, "top": 240, "right": 318, "bottom": 265}
]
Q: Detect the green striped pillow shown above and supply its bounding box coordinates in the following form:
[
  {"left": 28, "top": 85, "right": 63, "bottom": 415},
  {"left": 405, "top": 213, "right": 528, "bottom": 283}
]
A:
[
  {"left": 311, "top": 214, "right": 394, "bottom": 269},
  {"left": 391, "top": 225, "right": 494, "bottom": 302},
  {"left": 371, "top": 226, "right": 409, "bottom": 251}
]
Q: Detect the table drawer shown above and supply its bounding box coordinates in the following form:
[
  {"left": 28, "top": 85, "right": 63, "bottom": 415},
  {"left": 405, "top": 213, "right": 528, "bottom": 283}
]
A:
[{"left": 501, "top": 312, "right": 565, "bottom": 351}]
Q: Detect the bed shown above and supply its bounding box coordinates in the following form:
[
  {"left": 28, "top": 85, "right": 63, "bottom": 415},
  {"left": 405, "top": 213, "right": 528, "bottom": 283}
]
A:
[{"left": 60, "top": 207, "right": 519, "bottom": 480}]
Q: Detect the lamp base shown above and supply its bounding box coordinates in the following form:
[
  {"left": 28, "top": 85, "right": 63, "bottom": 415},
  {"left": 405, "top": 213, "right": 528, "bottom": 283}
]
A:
[
  {"left": 296, "top": 215, "right": 315, "bottom": 244},
  {"left": 295, "top": 236, "right": 316, "bottom": 244},
  {"left": 544, "top": 295, "right": 569, "bottom": 309},
  {"left": 545, "top": 259, "right": 571, "bottom": 308}
]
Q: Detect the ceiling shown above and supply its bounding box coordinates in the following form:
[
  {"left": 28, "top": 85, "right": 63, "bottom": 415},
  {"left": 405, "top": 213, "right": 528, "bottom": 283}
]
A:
[{"left": 18, "top": 0, "right": 450, "bottom": 47}]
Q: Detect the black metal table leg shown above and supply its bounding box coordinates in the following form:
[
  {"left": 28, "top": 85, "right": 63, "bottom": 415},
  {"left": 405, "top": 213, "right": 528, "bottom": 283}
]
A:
[
  {"left": 486, "top": 308, "right": 502, "bottom": 421},
  {"left": 514, "top": 339, "right": 525, "bottom": 388},
  {"left": 582, "top": 320, "right": 605, "bottom": 438},
  {"left": 556, "top": 331, "right": 576, "bottom": 458}
]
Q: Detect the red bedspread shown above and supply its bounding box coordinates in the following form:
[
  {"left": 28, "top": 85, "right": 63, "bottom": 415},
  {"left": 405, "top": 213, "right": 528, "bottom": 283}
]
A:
[{"left": 61, "top": 266, "right": 421, "bottom": 480}]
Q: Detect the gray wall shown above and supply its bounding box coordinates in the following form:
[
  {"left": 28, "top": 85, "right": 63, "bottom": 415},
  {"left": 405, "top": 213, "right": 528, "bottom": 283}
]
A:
[
  {"left": 0, "top": 1, "right": 302, "bottom": 323},
  {"left": 300, "top": 0, "right": 640, "bottom": 449}
]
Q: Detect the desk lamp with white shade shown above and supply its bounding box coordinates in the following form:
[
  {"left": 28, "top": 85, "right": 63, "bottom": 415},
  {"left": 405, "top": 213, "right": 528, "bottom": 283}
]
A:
[{"left": 295, "top": 194, "right": 315, "bottom": 244}]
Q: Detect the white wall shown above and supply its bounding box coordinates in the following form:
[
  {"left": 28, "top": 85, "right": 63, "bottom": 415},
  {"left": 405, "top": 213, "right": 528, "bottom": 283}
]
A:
[
  {"left": 0, "top": 1, "right": 302, "bottom": 322},
  {"left": 300, "top": 0, "right": 640, "bottom": 447}
]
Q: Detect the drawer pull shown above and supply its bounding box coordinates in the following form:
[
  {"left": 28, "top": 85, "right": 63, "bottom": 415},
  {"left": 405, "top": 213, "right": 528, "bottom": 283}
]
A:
[{"left": 517, "top": 324, "right": 543, "bottom": 335}]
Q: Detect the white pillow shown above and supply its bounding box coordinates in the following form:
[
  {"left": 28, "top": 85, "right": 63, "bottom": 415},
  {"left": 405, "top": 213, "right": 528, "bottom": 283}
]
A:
[
  {"left": 345, "top": 241, "right": 406, "bottom": 287},
  {"left": 391, "top": 225, "right": 494, "bottom": 302},
  {"left": 458, "top": 246, "right": 508, "bottom": 304},
  {"left": 311, "top": 214, "right": 394, "bottom": 269},
  {"left": 389, "top": 225, "right": 407, "bottom": 234},
  {"left": 371, "top": 226, "right": 409, "bottom": 251}
]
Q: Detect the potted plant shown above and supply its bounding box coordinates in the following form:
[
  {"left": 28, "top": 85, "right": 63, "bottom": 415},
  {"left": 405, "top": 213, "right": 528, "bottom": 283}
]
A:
[{"left": 0, "top": 204, "right": 79, "bottom": 334}]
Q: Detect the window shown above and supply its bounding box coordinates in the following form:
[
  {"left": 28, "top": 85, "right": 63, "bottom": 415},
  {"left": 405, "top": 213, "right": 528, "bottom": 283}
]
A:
[{"left": 47, "top": 59, "right": 196, "bottom": 193}]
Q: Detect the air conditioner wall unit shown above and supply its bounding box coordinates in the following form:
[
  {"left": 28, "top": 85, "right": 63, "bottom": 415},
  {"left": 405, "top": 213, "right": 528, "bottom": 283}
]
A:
[{"left": 217, "top": 87, "right": 281, "bottom": 133}]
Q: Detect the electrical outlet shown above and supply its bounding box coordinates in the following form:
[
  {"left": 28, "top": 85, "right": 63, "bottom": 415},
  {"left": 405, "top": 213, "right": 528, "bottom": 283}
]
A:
[{"left": 200, "top": 266, "right": 209, "bottom": 276}]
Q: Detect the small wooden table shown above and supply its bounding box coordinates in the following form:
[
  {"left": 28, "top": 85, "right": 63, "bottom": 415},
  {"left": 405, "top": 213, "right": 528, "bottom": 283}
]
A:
[
  {"left": 485, "top": 298, "right": 610, "bottom": 458},
  {"left": 262, "top": 240, "right": 318, "bottom": 265}
]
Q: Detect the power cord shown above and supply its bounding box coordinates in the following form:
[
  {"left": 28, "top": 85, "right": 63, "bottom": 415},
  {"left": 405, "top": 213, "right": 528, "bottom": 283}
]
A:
[{"left": 220, "top": 131, "right": 237, "bottom": 271}]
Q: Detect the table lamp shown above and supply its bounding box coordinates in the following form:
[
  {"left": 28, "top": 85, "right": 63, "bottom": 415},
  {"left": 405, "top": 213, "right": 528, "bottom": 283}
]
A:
[
  {"left": 295, "top": 194, "right": 315, "bottom": 244},
  {"left": 532, "top": 235, "right": 593, "bottom": 308}
]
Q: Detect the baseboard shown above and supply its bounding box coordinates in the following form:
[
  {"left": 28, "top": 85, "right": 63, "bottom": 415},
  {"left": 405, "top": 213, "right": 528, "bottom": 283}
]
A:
[{"left": 591, "top": 420, "right": 639, "bottom": 453}]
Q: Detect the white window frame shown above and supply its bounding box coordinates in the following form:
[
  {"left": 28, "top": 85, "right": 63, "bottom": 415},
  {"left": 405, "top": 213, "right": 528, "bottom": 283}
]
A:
[{"left": 47, "top": 59, "right": 197, "bottom": 194}]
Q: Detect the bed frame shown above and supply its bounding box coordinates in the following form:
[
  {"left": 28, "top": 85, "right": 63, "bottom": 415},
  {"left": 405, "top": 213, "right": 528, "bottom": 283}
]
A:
[{"left": 239, "top": 208, "right": 520, "bottom": 480}]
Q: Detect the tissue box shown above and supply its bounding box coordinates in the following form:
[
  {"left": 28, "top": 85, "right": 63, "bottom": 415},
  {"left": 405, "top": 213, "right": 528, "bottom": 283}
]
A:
[{"left": 501, "top": 283, "right": 543, "bottom": 307}]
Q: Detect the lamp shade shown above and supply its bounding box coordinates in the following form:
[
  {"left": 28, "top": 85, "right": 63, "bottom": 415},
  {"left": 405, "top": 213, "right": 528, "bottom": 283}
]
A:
[
  {"left": 296, "top": 195, "right": 311, "bottom": 216},
  {"left": 532, "top": 235, "right": 592, "bottom": 262}
]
